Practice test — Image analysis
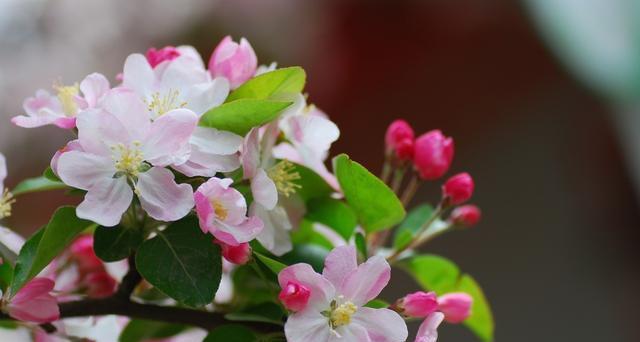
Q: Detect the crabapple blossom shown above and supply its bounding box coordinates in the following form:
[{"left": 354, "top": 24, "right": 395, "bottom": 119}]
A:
[
  {"left": 450, "top": 205, "right": 482, "bottom": 227},
  {"left": 194, "top": 177, "right": 263, "bottom": 246},
  {"left": 400, "top": 291, "right": 438, "bottom": 318},
  {"left": 413, "top": 130, "right": 454, "bottom": 180},
  {"left": 438, "top": 292, "right": 473, "bottom": 323},
  {"left": 56, "top": 89, "right": 197, "bottom": 226},
  {"left": 7, "top": 278, "right": 59, "bottom": 323},
  {"left": 208, "top": 36, "right": 258, "bottom": 88},
  {"left": 442, "top": 172, "right": 474, "bottom": 205},
  {"left": 12, "top": 73, "right": 110, "bottom": 129},
  {"left": 146, "top": 46, "right": 181, "bottom": 68},
  {"left": 279, "top": 246, "right": 407, "bottom": 341},
  {"left": 415, "top": 312, "right": 445, "bottom": 342}
]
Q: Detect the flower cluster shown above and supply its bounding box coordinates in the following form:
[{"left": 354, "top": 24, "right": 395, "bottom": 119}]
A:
[{"left": 0, "top": 35, "right": 493, "bottom": 342}]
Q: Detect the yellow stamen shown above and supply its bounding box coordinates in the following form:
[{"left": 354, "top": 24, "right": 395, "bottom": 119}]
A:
[
  {"left": 267, "top": 160, "right": 301, "bottom": 197},
  {"left": 330, "top": 301, "right": 357, "bottom": 328},
  {"left": 146, "top": 90, "right": 187, "bottom": 116},
  {"left": 211, "top": 200, "right": 228, "bottom": 221},
  {"left": 0, "top": 188, "right": 15, "bottom": 220},
  {"left": 112, "top": 142, "right": 144, "bottom": 177},
  {"left": 54, "top": 83, "right": 80, "bottom": 116}
]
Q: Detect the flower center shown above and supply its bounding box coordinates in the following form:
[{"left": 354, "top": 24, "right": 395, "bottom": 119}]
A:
[
  {"left": 267, "top": 160, "right": 301, "bottom": 197},
  {"left": 0, "top": 188, "right": 15, "bottom": 220},
  {"left": 146, "top": 90, "right": 187, "bottom": 117},
  {"left": 112, "top": 142, "right": 144, "bottom": 178},
  {"left": 54, "top": 83, "right": 80, "bottom": 116},
  {"left": 210, "top": 199, "right": 228, "bottom": 221},
  {"left": 329, "top": 301, "right": 358, "bottom": 328}
]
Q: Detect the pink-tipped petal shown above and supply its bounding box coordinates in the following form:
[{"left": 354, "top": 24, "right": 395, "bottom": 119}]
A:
[
  {"left": 76, "top": 108, "right": 130, "bottom": 156},
  {"left": 438, "top": 292, "right": 473, "bottom": 323},
  {"left": 102, "top": 88, "right": 151, "bottom": 142},
  {"left": 252, "top": 203, "right": 293, "bottom": 256},
  {"left": 340, "top": 256, "right": 391, "bottom": 306},
  {"left": 136, "top": 167, "right": 194, "bottom": 222},
  {"left": 122, "top": 53, "right": 156, "bottom": 99},
  {"left": 76, "top": 177, "right": 132, "bottom": 227},
  {"left": 251, "top": 168, "right": 278, "bottom": 210},
  {"left": 415, "top": 312, "right": 445, "bottom": 342},
  {"left": 142, "top": 108, "right": 198, "bottom": 166},
  {"left": 241, "top": 128, "right": 261, "bottom": 179},
  {"left": 9, "top": 278, "right": 59, "bottom": 323},
  {"left": 322, "top": 245, "right": 358, "bottom": 290},
  {"left": 80, "top": 73, "right": 110, "bottom": 108}
]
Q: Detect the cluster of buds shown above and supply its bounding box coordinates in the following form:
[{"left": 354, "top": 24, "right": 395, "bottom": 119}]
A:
[{"left": 394, "top": 291, "right": 473, "bottom": 323}]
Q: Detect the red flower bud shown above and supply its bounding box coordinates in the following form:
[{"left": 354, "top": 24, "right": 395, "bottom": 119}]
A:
[
  {"left": 145, "top": 46, "right": 181, "bottom": 68},
  {"left": 401, "top": 291, "right": 438, "bottom": 318},
  {"left": 438, "top": 292, "right": 473, "bottom": 323},
  {"left": 215, "top": 240, "right": 252, "bottom": 265},
  {"left": 278, "top": 281, "right": 311, "bottom": 312},
  {"left": 413, "top": 130, "right": 454, "bottom": 180},
  {"left": 84, "top": 271, "right": 117, "bottom": 298},
  {"left": 70, "top": 235, "right": 103, "bottom": 275},
  {"left": 385, "top": 120, "right": 415, "bottom": 151},
  {"left": 442, "top": 172, "right": 474, "bottom": 205},
  {"left": 450, "top": 205, "right": 481, "bottom": 227},
  {"left": 395, "top": 138, "right": 415, "bottom": 161}
]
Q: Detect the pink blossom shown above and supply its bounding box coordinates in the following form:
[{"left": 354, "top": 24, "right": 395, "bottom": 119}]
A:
[
  {"left": 450, "top": 205, "right": 481, "bottom": 227},
  {"left": 69, "top": 235, "right": 103, "bottom": 275},
  {"left": 279, "top": 246, "right": 407, "bottom": 341},
  {"left": 385, "top": 119, "right": 414, "bottom": 152},
  {"left": 208, "top": 36, "right": 257, "bottom": 88},
  {"left": 51, "top": 140, "right": 83, "bottom": 176},
  {"left": 415, "top": 312, "right": 445, "bottom": 342},
  {"left": 214, "top": 240, "right": 252, "bottom": 265},
  {"left": 401, "top": 291, "right": 438, "bottom": 318},
  {"left": 279, "top": 281, "right": 311, "bottom": 312},
  {"left": 84, "top": 271, "right": 117, "bottom": 298},
  {"left": 146, "top": 46, "right": 181, "bottom": 68},
  {"left": 413, "top": 130, "right": 454, "bottom": 180},
  {"left": 194, "top": 177, "right": 263, "bottom": 246},
  {"left": 442, "top": 172, "right": 474, "bottom": 205},
  {"left": 8, "top": 278, "right": 59, "bottom": 323},
  {"left": 438, "top": 292, "right": 473, "bottom": 323},
  {"left": 12, "top": 73, "right": 110, "bottom": 129},
  {"left": 56, "top": 89, "right": 197, "bottom": 226}
]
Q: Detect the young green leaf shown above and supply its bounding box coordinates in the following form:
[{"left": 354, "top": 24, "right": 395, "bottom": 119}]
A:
[
  {"left": 292, "top": 163, "right": 334, "bottom": 202},
  {"left": 354, "top": 232, "right": 368, "bottom": 260},
  {"left": 400, "top": 254, "right": 495, "bottom": 342},
  {"left": 305, "top": 198, "right": 357, "bottom": 241},
  {"left": 291, "top": 219, "right": 334, "bottom": 250},
  {"left": 10, "top": 206, "right": 92, "bottom": 296},
  {"left": 254, "top": 252, "right": 288, "bottom": 274},
  {"left": 43, "top": 167, "right": 61, "bottom": 182},
  {"left": 93, "top": 225, "right": 143, "bottom": 262},
  {"left": 227, "top": 67, "right": 306, "bottom": 102},
  {"left": 393, "top": 204, "right": 434, "bottom": 250},
  {"left": 204, "top": 324, "right": 258, "bottom": 342},
  {"left": 136, "top": 216, "right": 222, "bottom": 307},
  {"left": 281, "top": 244, "right": 329, "bottom": 273},
  {"left": 199, "top": 99, "right": 292, "bottom": 135},
  {"left": 333, "top": 154, "right": 405, "bottom": 232},
  {"left": 12, "top": 176, "right": 66, "bottom": 196}
]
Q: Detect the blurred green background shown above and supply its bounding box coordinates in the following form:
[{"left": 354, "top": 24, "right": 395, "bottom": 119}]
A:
[{"left": 1, "top": 0, "right": 639, "bottom": 341}]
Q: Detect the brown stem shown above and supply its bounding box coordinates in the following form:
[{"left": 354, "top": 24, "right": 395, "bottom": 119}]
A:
[
  {"left": 400, "top": 174, "right": 420, "bottom": 206},
  {"left": 391, "top": 168, "right": 405, "bottom": 193}
]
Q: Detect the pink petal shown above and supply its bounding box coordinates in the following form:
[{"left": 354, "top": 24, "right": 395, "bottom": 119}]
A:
[
  {"left": 76, "top": 177, "right": 133, "bottom": 227},
  {"left": 210, "top": 216, "right": 263, "bottom": 246},
  {"left": 12, "top": 109, "right": 61, "bottom": 128},
  {"left": 80, "top": 73, "right": 110, "bottom": 108},
  {"left": 284, "top": 310, "right": 331, "bottom": 342},
  {"left": 102, "top": 88, "right": 151, "bottom": 141},
  {"left": 9, "top": 278, "right": 59, "bottom": 324},
  {"left": 322, "top": 245, "right": 358, "bottom": 290},
  {"left": 57, "top": 151, "right": 116, "bottom": 190},
  {"left": 142, "top": 108, "right": 197, "bottom": 166},
  {"left": 241, "top": 128, "right": 261, "bottom": 179},
  {"left": 351, "top": 307, "right": 408, "bottom": 342},
  {"left": 251, "top": 168, "right": 278, "bottom": 210},
  {"left": 122, "top": 53, "right": 156, "bottom": 99},
  {"left": 50, "top": 140, "right": 84, "bottom": 176},
  {"left": 415, "top": 312, "right": 445, "bottom": 342},
  {"left": 183, "top": 78, "right": 229, "bottom": 116},
  {"left": 278, "top": 264, "right": 334, "bottom": 311},
  {"left": 340, "top": 256, "right": 391, "bottom": 306},
  {"left": 76, "top": 108, "right": 131, "bottom": 156},
  {"left": 0, "top": 153, "right": 6, "bottom": 187},
  {"left": 136, "top": 167, "right": 194, "bottom": 222},
  {"left": 53, "top": 117, "right": 77, "bottom": 129}
]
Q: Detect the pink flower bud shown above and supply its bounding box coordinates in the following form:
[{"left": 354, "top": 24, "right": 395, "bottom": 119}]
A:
[
  {"left": 395, "top": 138, "right": 415, "bottom": 161},
  {"left": 401, "top": 291, "right": 438, "bottom": 317},
  {"left": 215, "top": 240, "right": 252, "bottom": 265},
  {"left": 208, "top": 36, "right": 258, "bottom": 89},
  {"left": 145, "top": 46, "right": 181, "bottom": 68},
  {"left": 385, "top": 120, "right": 414, "bottom": 151},
  {"left": 437, "top": 292, "right": 472, "bottom": 323},
  {"left": 450, "top": 205, "right": 481, "bottom": 227},
  {"left": 70, "top": 235, "right": 103, "bottom": 275},
  {"left": 8, "top": 278, "right": 59, "bottom": 323},
  {"left": 442, "top": 172, "right": 474, "bottom": 205},
  {"left": 413, "top": 130, "right": 454, "bottom": 180},
  {"left": 278, "top": 281, "right": 311, "bottom": 312},
  {"left": 85, "top": 271, "right": 117, "bottom": 298}
]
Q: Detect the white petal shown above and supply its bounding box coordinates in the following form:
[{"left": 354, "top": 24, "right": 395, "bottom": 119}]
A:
[
  {"left": 285, "top": 310, "right": 331, "bottom": 342},
  {"left": 330, "top": 324, "right": 371, "bottom": 342},
  {"left": 142, "top": 108, "right": 197, "bottom": 166},
  {"left": 57, "top": 151, "right": 116, "bottom": 190},
  {"left": 123, "top": 53, "right": 156, "bottom": 98},
  {"left": 80, "top": 73, "right": 110, "bottom": 108},
  {"left": 77, "top": 177, "right": 132, "bottom": 227},
  {"left": 190, "top": 127, "right": 242, "bottom": 155},
  {"left": 351, "top": 308, "right": 408, "bottom": 342},
  {"left": 184, "top": 78, "right": 229, "bottom": 116},
  {"left": 76, "top": 108, "right": 131, "bottom": 156},
  {"left": 136, "top": 167, "right": 194, "bottom": 222},
  {"left": 0, "top": 153, "right": 6, "bottom": 187},
  {"left": 102, "top": 88, "right": 151, "bottom": 141},
  {"left": 340, "top": 256, "right": 391, "bottom": 306},
  {"left": 322, "top": 245, "right": 357, "bottom": 289},
  {"left": 251, "top": 168, "right": 278, "bottom": 210},
  {"left": 251, "top": 203, "right": 292, "bottom": 256}
]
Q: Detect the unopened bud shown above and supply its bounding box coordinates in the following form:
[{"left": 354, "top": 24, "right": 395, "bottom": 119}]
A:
[
  {"left": 413, "top": 130, "right": 454, "bottom": 180},
  {"left": 278, "top": 281, "right": 311, "bottom": 312},
  {"left": 438, "top": 292, "right": 472, "bottom": 323},
  {"left": 399, "top": 291, "right": 438, "bottom": 318},
  {"left": 215, "top": 240, "right": 252, "bottom": 265},
  {"left": 442, "top": 172, "right": 474, "bottom": 205},
  {"left": 208, "top": 36, "right": 257, "bottom": 88},
  {"left": 450, "top": 205, "right": 481, "bottom": 227},
  {"left": 145, "top": 46, "right": 181, "bottom": 68},
  {"left": 385, "top": 120, "right": 414, "bottom": 154}
]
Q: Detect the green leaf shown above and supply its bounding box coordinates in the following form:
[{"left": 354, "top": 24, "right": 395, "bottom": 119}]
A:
[
  {"left": 254, "top": 252, "right": 288, "bottom": 274},
  {"left": 400, "top": 254, "right": 494, "bottom": 342},
  {"left": 225, "top": 302, "right": 285, "bottom": 326},
  {"left": 365, "top": 299, "right": 389, "bottom": 309},
  {"left": 12, "top": 176, "right": 66, "bottom": 196},
  {"left": 200, "top": 99, "right": 292, "bottom": 136},
  {"left": 0, "top": 263, "right": 13, "bottom": 292},
  {"left": 204, "top": 324, "right": 257, "bottom": 342},
  {"left": 43, "top": 167, "right": 61, "bottom": 182},
  {"left": 292, "top": 163, "right": 334, "bottom": 202},
  {"left": 291, "top": 219, "right": 334, "bottom": 250},
  {"left": 232, "top": 265, "right": 277, "bottom": 306},
  {"left": 354, "top": 232, "right": 367, "bottom": 259},
  {"left": 305, "top": 198, "right": 357, "bottom": 241},
  {"left": 119, "top": 319, "right": 185, "bottom": 342},
  {"left": 93, "top": 225, "right": 143, "bottom": 262},
  {"left": 10, "top": 206, "right": 92, "bottom": 296},
  {"left": 393, "top": 204, "right": 434, "bottom": 250},
  {"left": 333, "top": 154, "right": 405, "bottom": 232},
  {"left": 136, "top": 216, "right": 222, "bottom": 307},
  {"left": 227, "top": 67, "right": 306, "bottom": 102},
  {"left": 281, "top": 244, "right": 329, "bottom": 273}
]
